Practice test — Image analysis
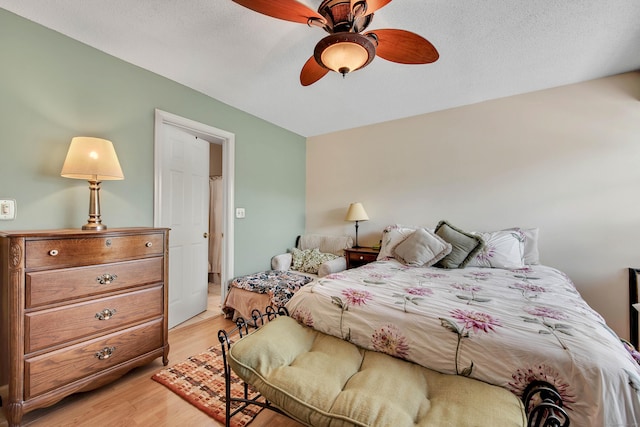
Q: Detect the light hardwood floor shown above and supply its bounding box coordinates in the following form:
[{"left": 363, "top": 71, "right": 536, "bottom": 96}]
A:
[{"left": 1, "top": 288, "right": 302, "bottom": 427}]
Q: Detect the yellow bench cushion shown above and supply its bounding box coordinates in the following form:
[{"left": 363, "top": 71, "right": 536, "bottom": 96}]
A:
[{"left": 229, "top": 316, "right": 527, "bottom": 427}]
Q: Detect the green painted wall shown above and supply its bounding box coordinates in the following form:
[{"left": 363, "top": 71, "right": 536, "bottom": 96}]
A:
[{"left": 0, "top": 9, "right": 306, "bottom": 276}]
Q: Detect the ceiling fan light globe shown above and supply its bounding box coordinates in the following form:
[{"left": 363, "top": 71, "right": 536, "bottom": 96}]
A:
[
  {"left": 315, "top": 33, "right": 376, "bottom": 75},
  {"left": 322, "top": 42, "right": 367, "bottom": 73}
]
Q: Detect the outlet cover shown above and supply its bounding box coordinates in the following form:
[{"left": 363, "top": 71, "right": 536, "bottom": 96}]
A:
[{"left": 0, "top": 199, "right": 16, "bottom": 220}]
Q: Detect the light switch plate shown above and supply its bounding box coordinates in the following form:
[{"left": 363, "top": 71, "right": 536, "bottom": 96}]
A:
[
  {"left": 235, "top": 207, "right": 246, "bottom": 219},
  {"left": 0, "top": 199, "right": 16, "bottom": 220}
]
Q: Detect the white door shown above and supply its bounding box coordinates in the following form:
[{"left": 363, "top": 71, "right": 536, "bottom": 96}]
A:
[
  {"left": 154, "top": 110, "right": 236, "bottom": 328},
  {"left": 158, "top": 125, "right": 210, "bottom": 327}
]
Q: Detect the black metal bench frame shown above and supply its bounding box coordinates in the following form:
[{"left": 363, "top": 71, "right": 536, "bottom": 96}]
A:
[
  {"left": 217, "top": 306, "right": 289, "bottom": 427},
  {"left": 217, "top": 307, "right": 570, "bottom": 427}
]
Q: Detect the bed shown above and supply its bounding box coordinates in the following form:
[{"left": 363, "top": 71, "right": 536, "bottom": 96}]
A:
[{"left": 285, "top": 222, "right": 640, "bottom": 427}]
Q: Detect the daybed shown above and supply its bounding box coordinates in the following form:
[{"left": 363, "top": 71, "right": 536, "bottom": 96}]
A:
[
  {"left": 283, "top": 222, "right": 640, "bottom": 427},
  {"left": 222, "top": 234, "right": 352, "bottom": 320}
]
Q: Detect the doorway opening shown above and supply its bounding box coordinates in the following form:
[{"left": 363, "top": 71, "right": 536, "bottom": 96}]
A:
[{"left": 207, "top": 143, "right": 223, "bottom": 312}]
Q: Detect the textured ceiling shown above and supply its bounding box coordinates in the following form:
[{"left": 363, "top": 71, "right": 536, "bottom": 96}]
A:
[{"left": 2, "top": 0, "right": 639, "bottom": 137}]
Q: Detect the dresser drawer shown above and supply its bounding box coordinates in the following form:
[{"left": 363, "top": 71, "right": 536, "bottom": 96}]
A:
[
  {"left": 26, "top": 257, "right": 163, "bottom": 308},
  {"left": 25, "top": 319, "right": 163, "bottom": 398},
  {"left": 25, "top": 233, "right": 165, "bottom": 269},
  {"left": 25, "top": 286, "right": 163, "bottom": 353},
  {"left": 347, "top": 251, "right": 378, "bottom": 264},
  {"left": 345, "top": 248, "right": 379, "bottom": 269}
]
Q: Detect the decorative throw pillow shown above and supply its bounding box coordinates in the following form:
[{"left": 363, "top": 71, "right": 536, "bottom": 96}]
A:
[
  {"left": 434, "top": 221, "right": 484, "bottom": 269},
  {"left": 300, "top": 248, "right": 339, "bottom": 274},
  {"left": 290, "top": 247, "right": 310, "bottom": 271},
  {"left": 393, "top": 228, "right": 452, "bottom": 267},
  {"left": 377, "top": 224, "right": 418, "bottom": 260},
  {"left": 467, "top": 230, "right": 525, "bottom": 269}
]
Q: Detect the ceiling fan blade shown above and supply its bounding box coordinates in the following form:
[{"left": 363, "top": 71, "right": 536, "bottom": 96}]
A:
[
  {"left": 233, "top": 0, "right": 324, "bottom": 25},
  {"left": 300, "top": 56, "right": 329, "bottom": 86},
  {"left": 351, "top": 0, "right": 392, "bottom": 16},
  {"left": 366, "top": 0, "right": 392, "bottom": 15},
  {"left": 367, "top": 29, "right": 439, "bottom": 64}
]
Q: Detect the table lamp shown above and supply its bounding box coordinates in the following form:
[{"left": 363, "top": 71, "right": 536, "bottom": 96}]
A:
[
  {"left": 61, "top": 137, "right": 124, "bottom": 231},
  {"left": 345, "top": 202, "right": 369, "bottom": 248}
]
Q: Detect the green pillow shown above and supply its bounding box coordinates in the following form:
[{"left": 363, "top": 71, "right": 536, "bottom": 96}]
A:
[{"left": 434, "top": 221, "right": 484, "bottom": 269}]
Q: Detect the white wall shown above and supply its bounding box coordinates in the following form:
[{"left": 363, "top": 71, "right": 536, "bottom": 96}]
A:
[{"left": 306, "top": 71, "right": 640, "bottom": 339}]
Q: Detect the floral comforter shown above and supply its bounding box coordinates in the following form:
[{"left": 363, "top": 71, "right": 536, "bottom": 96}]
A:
[{"left": 285, "top": 260, "right": 640, "bottom": 427}]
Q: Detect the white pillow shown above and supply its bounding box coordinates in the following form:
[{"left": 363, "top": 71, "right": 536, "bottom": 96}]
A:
[
  {"left": 377, "top": 224, "right": 418, "bottom": 260},
  {"left": 507, "top": 227, "right": 540, "bottom": 265},
  {"left": 393, "top": 228, "right": 452, "bottom": 267},
  {"left": 467, "top": 230, "right": 525, "bottom": 269},
  {"left": 317, "top": 257, "right": 347, "bottom": 277}
]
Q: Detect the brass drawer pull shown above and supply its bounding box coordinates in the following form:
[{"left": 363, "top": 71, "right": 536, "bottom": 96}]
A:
[
  {"left": 95, "top": 308, "right": 117, "bottom": 321},
  {"left": 96, "top": 273, "right": 117, "bottom": 285},
  {"left": 95, "top": 346, "right": 116, "bottom": 360},
  {"left": 48, "top": 249, "right": 59, "bottom": 256},
  {"left": 145, "top": 241, "right": 153, "bottom": 248}
]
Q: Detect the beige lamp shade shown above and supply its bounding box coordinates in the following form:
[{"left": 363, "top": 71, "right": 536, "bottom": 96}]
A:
[
  {"left": 61, "top": 137, "right": 124, "bottom": 181},
  {"left": 345, "top": 202, "right": 369, "bottom": 222},
  {"left": 61, "top": 136, "right": 124, "bottom": 231}
]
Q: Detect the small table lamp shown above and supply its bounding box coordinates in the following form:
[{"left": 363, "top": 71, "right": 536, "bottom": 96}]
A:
[
  {"left": 61, "top": 137, "right": 124, "bottom": 231},
  {"left": 345, "top": 202, "right": 369, "bottom": 248}
]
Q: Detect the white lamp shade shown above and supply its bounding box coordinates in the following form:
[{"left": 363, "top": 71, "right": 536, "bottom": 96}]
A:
[
  {"left": 61, "top": 137, "right": 124, "bottom": 181},
  {"left": 345, "top": 202, "right": 369, "bottom": 222}
]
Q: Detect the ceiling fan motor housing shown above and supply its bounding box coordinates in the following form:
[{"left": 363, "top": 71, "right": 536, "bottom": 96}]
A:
[{"left": 317, "top": 0, "right": 373, "bottom": 33}]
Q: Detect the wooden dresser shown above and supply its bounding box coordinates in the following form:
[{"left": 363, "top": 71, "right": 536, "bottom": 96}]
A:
[{"left": 0, "top": 227, "right": 169, "bottom": 427}]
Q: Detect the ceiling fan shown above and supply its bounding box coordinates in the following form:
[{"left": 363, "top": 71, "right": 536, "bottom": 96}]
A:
[{"left": 232, "top": 0, "right": 439, "bottom": 86}]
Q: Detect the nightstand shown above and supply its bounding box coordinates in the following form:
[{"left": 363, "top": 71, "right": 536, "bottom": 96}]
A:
[{"left": 344, "top": 247, "right": 380, "bottom": 269}]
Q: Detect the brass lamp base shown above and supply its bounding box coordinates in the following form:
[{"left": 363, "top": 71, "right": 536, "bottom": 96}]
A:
[
  {"left": 83, "top": 180, "right": 107, "bottom": 231},
  {"left": 82, "top": 223, "right": 107, "bottom": 231}
]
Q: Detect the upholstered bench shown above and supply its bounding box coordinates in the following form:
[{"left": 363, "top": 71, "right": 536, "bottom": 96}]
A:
[{"left": 223, "top": 315, "right": 528, "bottom": 427}]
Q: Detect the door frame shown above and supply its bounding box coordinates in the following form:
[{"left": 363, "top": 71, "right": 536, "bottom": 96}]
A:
[{"left": 153, "top": 109, "right": 235, "bottom": 301}]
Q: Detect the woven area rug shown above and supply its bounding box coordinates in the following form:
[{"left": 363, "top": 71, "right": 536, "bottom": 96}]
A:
[{"left": 152, "top": 345, "right": 263, "bottom": 427}]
